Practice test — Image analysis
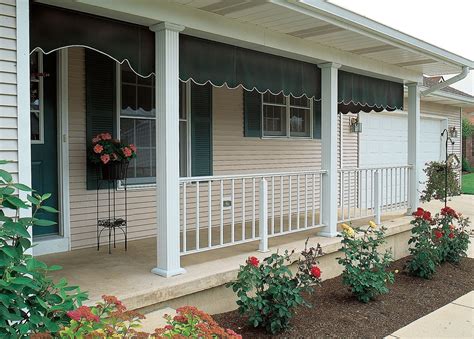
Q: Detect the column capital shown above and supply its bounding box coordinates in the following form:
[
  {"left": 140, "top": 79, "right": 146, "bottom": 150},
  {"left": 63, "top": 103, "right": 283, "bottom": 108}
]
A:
[
  {"left": 318, "top": 62, "right": 342, "bottom": 70},
  {"left": 406, "top": 82, "right": 421, "bottom": 88},
  {"left": 150, "top": 22, "right": 185, "bottom": 33}
]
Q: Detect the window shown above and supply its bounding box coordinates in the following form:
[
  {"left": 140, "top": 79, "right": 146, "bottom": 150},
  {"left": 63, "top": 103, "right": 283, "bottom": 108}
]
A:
[
  {"left": 118, "top": 63, "right": 190, "bottom": 184},
  {"left": 30, "top": 52, "right": 43, "bottom": 143},
  {"left": 262, "top": 93, "right": 312, "bottom": 138},
  {"left": 179, "top": 81, "right": 191, "bottom": 177}
]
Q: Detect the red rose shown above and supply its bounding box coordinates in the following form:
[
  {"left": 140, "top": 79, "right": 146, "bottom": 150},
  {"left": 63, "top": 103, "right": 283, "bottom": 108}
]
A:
[
  {"left": 422, "top": 211, "right": 431, "bottom": 221},
  {"left": 247, "top": 256, "right": 259, "bottom": 267},
  {"left": 414, "top": 207, "right": 424, "bottom": 218},
  {"left": 434, "top": 229, "right": 443, "bottom": 239},
  {"left": 93, "top": 144, "right": 103, "bottom": 154},
  {"left": 448, "top": 232, "right": 455, "bottom": 239},
  {"left": 310, "top": 265, "right": 321, "bottom": 279},
  {"left": 100, "top": 154, "right": 110, "bottom": 164},
  {"left": 164, "top": 325, "right": 174, "bottom": 330}
]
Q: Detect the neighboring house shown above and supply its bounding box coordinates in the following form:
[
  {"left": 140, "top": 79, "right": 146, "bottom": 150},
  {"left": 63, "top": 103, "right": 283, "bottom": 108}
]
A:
[{"left": 1, "top": 0, "right": 474, "bottom": 282}]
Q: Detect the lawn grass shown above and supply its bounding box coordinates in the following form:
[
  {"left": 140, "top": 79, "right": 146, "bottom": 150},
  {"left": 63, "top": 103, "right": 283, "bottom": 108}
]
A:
[{"left": 462, "top": 173, "right": 474, "bottom": 194}]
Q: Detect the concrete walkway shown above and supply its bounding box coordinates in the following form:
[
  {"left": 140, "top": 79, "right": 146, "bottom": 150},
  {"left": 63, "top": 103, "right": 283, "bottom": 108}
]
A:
[{"left": 387, "top": 291, "right": 474, "bottom": 339}]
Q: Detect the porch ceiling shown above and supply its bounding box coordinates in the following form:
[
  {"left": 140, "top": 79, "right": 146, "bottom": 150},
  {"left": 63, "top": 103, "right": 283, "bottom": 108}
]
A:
[{"left": 172, "top": 0, "right": 473, "bottom": 76}]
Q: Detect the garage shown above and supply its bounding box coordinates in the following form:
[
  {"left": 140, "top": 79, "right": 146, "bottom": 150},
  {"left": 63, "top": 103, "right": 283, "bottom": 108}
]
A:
[{"left": 358, "top": 112, "right": 444, "bottom": 206}]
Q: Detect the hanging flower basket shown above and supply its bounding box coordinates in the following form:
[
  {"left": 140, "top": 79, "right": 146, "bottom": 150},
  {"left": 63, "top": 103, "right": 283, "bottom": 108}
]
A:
[
  {"left": 101, "top": 161, "right": 127, "bottom": 180},
  {"left": 88, "top": 132, "right": 137, "bottom": 181}
]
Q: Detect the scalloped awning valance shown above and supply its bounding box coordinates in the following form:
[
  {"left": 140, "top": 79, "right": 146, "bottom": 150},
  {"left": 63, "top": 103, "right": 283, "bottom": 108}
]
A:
[{"left": 30, "top": 3, "right": 403, "bottom": 112}]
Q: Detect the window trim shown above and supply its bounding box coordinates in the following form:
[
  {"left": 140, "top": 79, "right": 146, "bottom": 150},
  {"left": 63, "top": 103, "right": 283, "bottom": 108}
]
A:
[
  {"left": 116, "top": 64, "right": 192, "bottom": 186},
  {"left": 30, "top": 51, "right": 44, "bottom": 144},
  {"left": 261, "top": 93, "right": 313, "bottom": 139}
]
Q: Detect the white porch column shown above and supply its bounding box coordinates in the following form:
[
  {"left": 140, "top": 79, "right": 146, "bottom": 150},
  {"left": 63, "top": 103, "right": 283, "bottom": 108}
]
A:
[
  {"left": 319, "top": 62, "right": 340, "bottom": 237},
  {"left": 150, "top": 22, "right": 185, "bottom": 277},
  {"left": 407, "top": 82, "right": 421, "bottom": 213}
]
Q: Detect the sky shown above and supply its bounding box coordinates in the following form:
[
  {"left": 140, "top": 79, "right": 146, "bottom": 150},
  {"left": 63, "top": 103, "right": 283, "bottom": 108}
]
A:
[{"left": 329, "top": 0, "right": 474, "bottom": 95}]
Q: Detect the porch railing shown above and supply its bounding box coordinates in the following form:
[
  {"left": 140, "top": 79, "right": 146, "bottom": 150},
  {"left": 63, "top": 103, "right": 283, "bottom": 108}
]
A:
[
  {"left": 179, "top": 170, "right": 326, "bottom": 255},
  {"left": 338, "top": 165, "right": 411, "bottom": 224}
]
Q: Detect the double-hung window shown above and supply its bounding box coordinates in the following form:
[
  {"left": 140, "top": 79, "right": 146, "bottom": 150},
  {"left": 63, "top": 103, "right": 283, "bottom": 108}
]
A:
[
  {"left": 262, "top": 93, "right": 312, "bottom": 138},
  {"left": 118, "top": 63, "right": 156, "bottom": 184},
  {"left": 118, "top": 64, "right": 190, "bottom": 184}
]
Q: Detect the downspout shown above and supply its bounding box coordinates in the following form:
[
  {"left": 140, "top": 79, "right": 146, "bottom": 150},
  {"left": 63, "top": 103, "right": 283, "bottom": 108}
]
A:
[{"left": 421, "top": 66, "right": 470, "bottom": 96}]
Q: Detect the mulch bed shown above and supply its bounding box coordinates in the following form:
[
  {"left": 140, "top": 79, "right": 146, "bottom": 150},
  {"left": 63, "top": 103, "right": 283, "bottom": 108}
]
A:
[{"left": 213, "top": 257, "right": 474, "bottom": 338}]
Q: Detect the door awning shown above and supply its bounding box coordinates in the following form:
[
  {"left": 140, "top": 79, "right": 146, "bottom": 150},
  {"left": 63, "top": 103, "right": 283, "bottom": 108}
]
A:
[
  {"left": 30, "top": 3, "right": 403, "bottom": 112},
  {"left": 180, "top": 35, "right": 321, "bottom": 99},
  {"left": 338, "top": 71, "right": 404, "bottom": 114},
  {"left": 30, "top": 3, "right": 155, "bottom": 77}
]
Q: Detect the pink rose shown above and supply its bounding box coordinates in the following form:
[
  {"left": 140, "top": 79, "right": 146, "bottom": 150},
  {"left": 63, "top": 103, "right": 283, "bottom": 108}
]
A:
[
  {"left": 100, "top": 154, "right": 110, "bottom": 164},
  {"left": 93, "top": 144, "right": 104, "bottom": 154}
]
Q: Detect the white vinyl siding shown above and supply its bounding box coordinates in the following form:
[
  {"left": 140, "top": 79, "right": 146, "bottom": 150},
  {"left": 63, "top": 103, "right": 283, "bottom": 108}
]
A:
[{"left": 0, "top": 0, "right": 17, "bottom": 177}]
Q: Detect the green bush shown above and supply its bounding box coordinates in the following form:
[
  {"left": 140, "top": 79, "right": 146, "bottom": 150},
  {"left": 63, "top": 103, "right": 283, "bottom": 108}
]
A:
[
  {"left": 227, "top": 241, "right": 323, "bottom": 334},
  {"left": 0, "top": 160, "right": 87, "bottom": 337},
  {"left": 435, "top": 206, "right": 471, "bottom": 264},
  {"left": 462, "top": 157, "right": 472, "bottom": 173},
  {"left": 462, "top": 116, "right": 473, "bottom": 138},
  {"left": 337, "top": 222, "right": 394, "bottom": 303},
  {"left": 420, "top": 161, "right": 461, "bottom": 203},
  {"left": 405, "top": 208, "right": 440, "bottom": 279}
]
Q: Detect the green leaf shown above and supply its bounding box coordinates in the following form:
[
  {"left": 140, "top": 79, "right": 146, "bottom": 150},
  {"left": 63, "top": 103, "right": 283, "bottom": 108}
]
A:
[
  {"left": 12, "top": 183, "right": 32, "bottom": 191},
  {"left": 0, "top": 169, "right": 12, "bottom": 182},
  {"left": 40, "top": 205, "right": 59, "bottom": 213},
  {"left": 33, "top": 219, "right": 57, "bottom": 227},
  {"left": 3, "top": 221, "right": 30, "bottom": 238},
  {"left": 27, "top": 195, "right": 40, "bottom": 205},
  {"left": 1, "top": 246, "right": 18, "bottom": 258},
  {"left": 5, "top": 196, "right": 28, "bottom": 209},
  {"left": 41, "top": 193, "right": 52, "bottom": 201}
]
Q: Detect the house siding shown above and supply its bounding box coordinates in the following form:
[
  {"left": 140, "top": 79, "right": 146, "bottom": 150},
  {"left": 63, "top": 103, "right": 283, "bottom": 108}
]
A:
[{"left": 0, "top": 0, "right": 18, "bottom": 177}]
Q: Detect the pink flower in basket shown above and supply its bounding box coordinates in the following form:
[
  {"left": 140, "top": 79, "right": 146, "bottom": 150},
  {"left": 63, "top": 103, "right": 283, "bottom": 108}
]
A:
[
  {"left": 100, "top": 154, "right": 110, "bottom": 164},
  {"left": 122, "top": 147, "right": 132, "bottom": 158},
  {"left": 101, "top": 132, "right": 112, "bottom": 140},
  {"left": 93, "top": 144, "right": 104, "bottom": 154}
]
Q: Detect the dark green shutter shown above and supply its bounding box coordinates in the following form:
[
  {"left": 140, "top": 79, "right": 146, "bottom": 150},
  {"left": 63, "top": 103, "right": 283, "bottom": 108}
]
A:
[
  {"left": 85, "top": 49, "right": 116, "bottom": 189},
  {"left": 313, "top": 99, "right": 321, "bottom": 139},
  {"left": 243, "top": 90, "right": 262, "bottom": 137},
  {"left": 191, "top": 83, "right": 213, "bottom": 177}
]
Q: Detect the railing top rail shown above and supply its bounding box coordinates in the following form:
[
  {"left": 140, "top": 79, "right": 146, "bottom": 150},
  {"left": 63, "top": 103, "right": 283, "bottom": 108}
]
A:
[
  {"left": 179, "top": 170, "right": 327, "bottom": 183},
  {"left": 337, "top": 165, "right": 412, "bottom": 172}
]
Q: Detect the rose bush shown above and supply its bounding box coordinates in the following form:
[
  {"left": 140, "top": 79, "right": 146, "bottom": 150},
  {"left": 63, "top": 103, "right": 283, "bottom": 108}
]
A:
[
  {"left": 227, "top": 241, "right": 323, "bottom": 334},
  {"left": 405, "top": 207, "right": 440, "bottom": 279},
  {"left": 337, "top": 222, "right": 394, "bottom": 303},
  {"left": 435, "top": 206, "right": 470, "bottom": 264}
]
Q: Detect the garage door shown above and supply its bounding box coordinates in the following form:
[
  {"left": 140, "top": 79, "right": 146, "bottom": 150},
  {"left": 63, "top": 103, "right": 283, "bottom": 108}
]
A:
[{"left": 359, "top": 112, "right": 443, "bottom": 206}]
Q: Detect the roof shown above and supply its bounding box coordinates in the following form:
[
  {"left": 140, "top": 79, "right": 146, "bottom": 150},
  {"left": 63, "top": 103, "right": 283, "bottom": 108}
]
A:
[
  {"left": 169, "top": 0, "right": 473, "bottom": 76},
  {"left": 424, "top": 76, "right": 474, "bottom": 99}
]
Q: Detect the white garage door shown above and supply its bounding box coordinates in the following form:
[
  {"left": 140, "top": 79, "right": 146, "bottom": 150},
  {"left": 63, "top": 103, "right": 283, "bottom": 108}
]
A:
[{"left": 359, "top": 113, "right": 443, "bottom": 206}]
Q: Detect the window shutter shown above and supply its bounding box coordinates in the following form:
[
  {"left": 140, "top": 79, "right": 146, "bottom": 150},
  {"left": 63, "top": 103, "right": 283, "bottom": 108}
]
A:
[
  {"left": 243, "top": 90, "right": 262, "bottom": 137},
  {"left": 313, "top": 99, "right": 322, "bottom": 139},
  {"left": 191, "top": 83, "right": 213, "bottom": 177},
  {"left": 85, "top": 49, "right": 116, "bottom": 190}
]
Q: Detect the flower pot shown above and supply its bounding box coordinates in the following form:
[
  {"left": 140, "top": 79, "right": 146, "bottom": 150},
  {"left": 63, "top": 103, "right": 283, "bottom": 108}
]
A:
[{"left": 101, "top": 162, "right": 127, "bottom": 180}]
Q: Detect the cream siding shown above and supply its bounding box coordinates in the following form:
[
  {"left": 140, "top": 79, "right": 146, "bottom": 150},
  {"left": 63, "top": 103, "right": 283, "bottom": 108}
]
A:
[{"left": 0, "top": 0, "right": 17, "bottom": 176}]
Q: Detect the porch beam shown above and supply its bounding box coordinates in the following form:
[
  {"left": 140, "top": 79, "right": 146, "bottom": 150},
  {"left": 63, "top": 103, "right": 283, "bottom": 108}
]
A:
[
  {"left": 319, "top": 62, "right": 340, "bottom": 237},
  {"left": 150, "top": 22, "right": 186, "bottom": 277},
  {"left": 407, "top": 82, "right": 421, "bottom": 213}
]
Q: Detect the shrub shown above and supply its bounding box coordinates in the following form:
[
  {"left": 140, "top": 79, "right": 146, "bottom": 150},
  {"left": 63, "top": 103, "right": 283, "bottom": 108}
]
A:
[
  {"left": 462, "top": 157, "right": 472, "bottom": 173},
  {"left": 0, "top": 161, "right": 87, "bottom": 337},
  {"left": 462, "top": 116, "right": 473, "bottom": 139},
  {"left": 337, "top": 221, "right": 394, "bottom": 303},
  {"left": 154, "top": 306, "right": 241, "bottom": 338},
  {"left": 227, "top": 241, "right": 323, "bottom": 334},
  {"left": 420, "top": 161, "right": 461, "bottom": 203},
  {"left": 435, "top": 206, "right": 471, "bottom": 264},
  {"left": 405, "top": 207, "right": 440, "bottom": 279}
]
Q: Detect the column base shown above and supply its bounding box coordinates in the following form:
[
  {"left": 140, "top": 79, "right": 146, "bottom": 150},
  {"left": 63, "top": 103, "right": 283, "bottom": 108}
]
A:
[
  {"left": 318, "top": 230, "right": 339, "bottom": 238},
  {"left": 151, "top": 267, "right": 186, "bottom": 278}
]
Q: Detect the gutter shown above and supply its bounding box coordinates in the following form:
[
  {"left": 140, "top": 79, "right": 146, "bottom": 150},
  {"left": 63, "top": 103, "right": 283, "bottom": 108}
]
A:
[{"left": 421, "top": 66, "right": 470, "bottom": 96}]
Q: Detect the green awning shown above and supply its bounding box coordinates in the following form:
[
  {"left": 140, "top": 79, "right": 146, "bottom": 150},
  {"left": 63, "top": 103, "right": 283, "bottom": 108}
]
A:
[
  {"left": 338, "top": 71, "right": 404, "bottom": 113},
  {"left": 30, "top": 3, "right": 155, "bottom": 77},
  {"left": 180, "top": 35, "right": 321, "bottom": 99}
]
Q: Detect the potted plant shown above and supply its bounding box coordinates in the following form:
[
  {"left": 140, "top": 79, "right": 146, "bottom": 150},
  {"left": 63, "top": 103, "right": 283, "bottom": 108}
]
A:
[{"left": 88, "top": 132, "right": 137, "bottom": 180}]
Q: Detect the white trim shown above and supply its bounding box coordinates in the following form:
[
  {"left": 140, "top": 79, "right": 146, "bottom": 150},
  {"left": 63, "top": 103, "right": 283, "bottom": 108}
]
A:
[
  {"left": 33, "top": 236, "right": 70, "bottom": 256},
  {"left": 16, "top": 0, "right": 32, "bottom": 243}
]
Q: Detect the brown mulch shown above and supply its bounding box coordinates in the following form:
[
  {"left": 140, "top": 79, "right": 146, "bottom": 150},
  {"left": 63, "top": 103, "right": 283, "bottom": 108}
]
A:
[{"left": 213, "top": 257, "right": 474, "bottom": 338}]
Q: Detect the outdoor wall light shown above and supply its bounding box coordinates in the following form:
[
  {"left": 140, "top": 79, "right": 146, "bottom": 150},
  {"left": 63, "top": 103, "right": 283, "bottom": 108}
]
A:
[
  {"left": 448, "top": 126, "right": 458, "bottom": 138},
  {"left": 349, "top": 117, "right": 362, "bottom": 133}
]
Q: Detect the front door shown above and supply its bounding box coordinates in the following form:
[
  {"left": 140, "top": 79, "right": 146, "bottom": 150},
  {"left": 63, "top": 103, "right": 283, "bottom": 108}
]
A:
[{"left": 30, "top": 51, "right": 59, "bottom": 237}]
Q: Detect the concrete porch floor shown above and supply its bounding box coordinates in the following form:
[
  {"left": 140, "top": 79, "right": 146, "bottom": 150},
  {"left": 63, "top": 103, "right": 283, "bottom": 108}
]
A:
[{"left": 38, "top": 195, "right": 474, "bottom": 313}]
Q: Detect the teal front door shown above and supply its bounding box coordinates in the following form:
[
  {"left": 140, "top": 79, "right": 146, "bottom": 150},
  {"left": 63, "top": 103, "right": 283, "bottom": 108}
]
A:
[{"left": 30, "top": 52, "right": 59, "bottom": 237}]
